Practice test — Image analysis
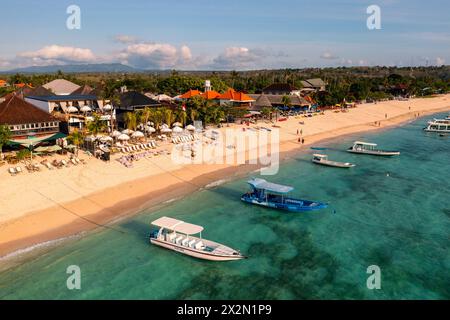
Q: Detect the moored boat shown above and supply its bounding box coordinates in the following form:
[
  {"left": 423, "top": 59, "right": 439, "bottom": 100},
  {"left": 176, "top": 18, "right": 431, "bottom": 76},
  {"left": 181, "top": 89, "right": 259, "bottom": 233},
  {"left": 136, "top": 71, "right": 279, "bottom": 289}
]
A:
[
  {"left": 312, "top": 154, "right": 355, "bottom": 168},
  {"left": 241, "top": 178, "right": 328, "bottom": 212},
  {"left": 149, "top": 216, "right": 246, "bottom": 261},
  {"left": 347, "top": 141, "right": 400, "bottom": 156},
  {"left": 423, "top": 118, "right": 450, "bottom": 133}
]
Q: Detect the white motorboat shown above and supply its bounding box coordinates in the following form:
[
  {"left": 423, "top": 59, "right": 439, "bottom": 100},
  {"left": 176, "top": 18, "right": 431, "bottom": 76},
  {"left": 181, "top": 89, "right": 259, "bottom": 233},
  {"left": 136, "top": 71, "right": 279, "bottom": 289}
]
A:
[
  {"left": 424, "top": 118, "right": 450, "bottom": 133},
  {"left": 347, "top": 141, "right": 400, "bottom": 156},
  {"left": 149, "top": 216, "right": 246, "bottom": 261},
  {"left": 312, "top": 154, "right": 355, "bottom": 168}
]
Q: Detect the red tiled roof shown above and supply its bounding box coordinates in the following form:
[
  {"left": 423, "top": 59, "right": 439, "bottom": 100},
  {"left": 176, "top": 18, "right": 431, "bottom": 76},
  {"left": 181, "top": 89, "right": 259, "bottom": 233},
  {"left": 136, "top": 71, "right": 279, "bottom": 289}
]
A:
[
  {"left": 179, "top": 89, "right": 201, "bottom": 99},
  {"left": 200, "top": 90, "right": 221, "bottom": 100},
  {"left": 0, "top": 95, "right": 58, "bottom": 125},
  {"left": 218, "top": 88, "right": 254, "bottom": 102}
]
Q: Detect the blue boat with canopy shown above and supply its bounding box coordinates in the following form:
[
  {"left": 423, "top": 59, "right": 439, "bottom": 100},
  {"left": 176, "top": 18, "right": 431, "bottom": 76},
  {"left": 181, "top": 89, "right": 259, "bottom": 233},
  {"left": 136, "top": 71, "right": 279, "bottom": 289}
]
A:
[{"left": 241, "top": 178, "right": 328, "bottom": 212}]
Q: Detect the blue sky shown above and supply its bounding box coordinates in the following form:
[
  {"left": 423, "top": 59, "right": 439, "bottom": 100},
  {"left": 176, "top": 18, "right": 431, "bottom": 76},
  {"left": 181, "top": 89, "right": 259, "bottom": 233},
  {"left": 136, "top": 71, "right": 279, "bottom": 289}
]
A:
[{"left": 0, "top": 0, "right": 449, "bottom": 70}]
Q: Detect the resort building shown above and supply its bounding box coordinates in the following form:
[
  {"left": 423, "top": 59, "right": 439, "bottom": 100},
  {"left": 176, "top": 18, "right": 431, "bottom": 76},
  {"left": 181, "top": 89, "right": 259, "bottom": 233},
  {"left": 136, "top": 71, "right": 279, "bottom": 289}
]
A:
[
  {"left": 249, "top": 94, "right": 312, "bottom": 110},
  {"left": 0, "top": 95, "right": 62, "bottom": 142},
  {"left": 116, "top": 91, "right": 160, "bottom": 128},
  {"left": 0, "top": 79, "right": 9, "bottom": 87},
  {"left": 218, "top": 88, "right": 255, "bottom": 107},
  {"left": 300, "top": 78, "right": 327, "bottom": 92},
  {"left": 42, "top": 79, "right": 80, "bottom": 95},
  {"left": 262, "top": 83, "right": 301, "bottom": 96}
]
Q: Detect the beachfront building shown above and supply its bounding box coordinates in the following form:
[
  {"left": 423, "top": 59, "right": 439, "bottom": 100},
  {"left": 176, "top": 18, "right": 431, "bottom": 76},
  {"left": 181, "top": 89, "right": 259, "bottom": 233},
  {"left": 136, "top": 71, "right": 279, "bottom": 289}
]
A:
[
  {"left": 0, "top": 95, "right": 63, "bottom": 147},
  {"left": 300, "top": 78, "right": 327, "bottom": 93},
  {"left": 116, "top": 91, "right": 160, "bottom": 128},
  {"left": 262, "top": 83, "right": 301, "bottom": 96},
  {"left": 249, "top": 94, "right": 312, "bottom": 111},
  {"left": 42, "top": 79, "right": 81, "bottom": 95},
  {"left": 218, "top": 88, "right": 255, "bottom": 107},
  {"left": 0, "top": 79, "right": 9, "bottom": 87}
]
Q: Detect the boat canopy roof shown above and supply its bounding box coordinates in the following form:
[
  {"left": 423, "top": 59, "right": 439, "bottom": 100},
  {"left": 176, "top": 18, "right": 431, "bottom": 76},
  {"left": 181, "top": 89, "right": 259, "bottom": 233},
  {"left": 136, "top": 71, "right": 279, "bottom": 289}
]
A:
[
  {"left": 353, "top": 141, "right": 377, "bottom": 146},
  {"left": 151, "top": 216, "right": 204, "bottom": 235},
  {"left": 247, "top": 178, "right": 294, "bottom": 194},
  {"left": 313, "top": 154, "right": 327, "bottom": 158}
]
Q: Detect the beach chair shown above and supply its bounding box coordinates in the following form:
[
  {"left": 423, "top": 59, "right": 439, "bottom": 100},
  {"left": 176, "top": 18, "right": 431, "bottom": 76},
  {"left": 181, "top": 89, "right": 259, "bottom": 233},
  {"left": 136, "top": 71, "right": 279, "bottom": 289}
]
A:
[
  {"left": 45, "top": 162, "right": 54, "bottom": 170},
  {"left": 16, "top": 166, "right": 23, "bottom": 174},
  {"left": 70, "top": 158, "right": 78, "bottom": 165},
  {"left": 8, "top": 167, "right": 17, "bottom": 176},
  {"left": 61, "top": 160, "right": 68, "bottom": 167}
]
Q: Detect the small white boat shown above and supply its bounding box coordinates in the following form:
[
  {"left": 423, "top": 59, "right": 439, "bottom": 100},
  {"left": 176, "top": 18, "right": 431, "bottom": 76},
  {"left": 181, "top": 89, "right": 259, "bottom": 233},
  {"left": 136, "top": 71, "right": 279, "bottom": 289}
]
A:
[
  {"left": 347, "top": 141, "right": 400, "bottom": 156},
  {"left": 312, "top": 154, "right": 355, "bottom": 168},
  {"left": 149, "top": 216, "right": 246, "bottom": 261},
  {"left": 423, "top": 118, "right": 450, "bottom": 133}
]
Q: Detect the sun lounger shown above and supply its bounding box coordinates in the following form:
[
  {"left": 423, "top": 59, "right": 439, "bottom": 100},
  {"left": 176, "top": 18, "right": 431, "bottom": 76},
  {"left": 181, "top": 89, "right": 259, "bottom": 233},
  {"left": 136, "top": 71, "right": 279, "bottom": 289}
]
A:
[
  {"left": 70, "top": 158, "right": 78, "bottom": 165},
  {"left": 61, "top": 160, "right": 68, "bottom": 167},
  {"left": 8, "top": 167, "right": 17, "bottom": 176},
  {"left": 16, "top": 166, "right": 23, "bottom": 174}
]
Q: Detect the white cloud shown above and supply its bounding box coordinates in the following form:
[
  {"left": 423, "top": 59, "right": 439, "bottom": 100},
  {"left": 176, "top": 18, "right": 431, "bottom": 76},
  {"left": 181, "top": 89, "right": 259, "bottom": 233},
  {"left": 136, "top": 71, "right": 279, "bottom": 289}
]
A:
[
  {"left": 320, "top": 51, "right": 339, "bottom": 60},
  {"left": 435, "top": 57, "right": 445, "bottom": 66},
  {"left": 19, "top": 45, "right": 96, "bottom": 63},
  {"left": 119, "top": 42, "right": 193, "bottom": 69},
  {"left": 115, "top": 35, "right": 138, "bottom": 44},
  {"left": 212, "top": 47, "right": 264, "bottom": 69}
]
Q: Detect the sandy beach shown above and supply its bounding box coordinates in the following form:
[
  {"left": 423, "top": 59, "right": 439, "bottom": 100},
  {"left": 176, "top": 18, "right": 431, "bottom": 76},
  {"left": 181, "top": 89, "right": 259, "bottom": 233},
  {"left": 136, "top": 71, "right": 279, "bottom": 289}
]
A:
[{"left": 1, "top": 95, "right": 449, "bottom": 258}]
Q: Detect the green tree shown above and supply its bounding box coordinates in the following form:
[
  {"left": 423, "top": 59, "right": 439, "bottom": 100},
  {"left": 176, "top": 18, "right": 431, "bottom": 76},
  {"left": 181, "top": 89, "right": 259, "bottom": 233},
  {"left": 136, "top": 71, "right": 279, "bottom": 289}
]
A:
[
  {"left": 281, "top": 95, "right": 292, "bottom": 109},
  {"left": 67, "top": 129, "right": 84, "bottom": 156},
  {"left": 0, "top": 125, "right": 12, "bottom": 160},
  {"left": 124, "top": 112, "right": 137, "bottom": 131},
  {"left": 163, "top": 108, "right": 173, "bottom": 127},
  {"left": 87, "top": 113, "right": 107, "bottom": 136}
]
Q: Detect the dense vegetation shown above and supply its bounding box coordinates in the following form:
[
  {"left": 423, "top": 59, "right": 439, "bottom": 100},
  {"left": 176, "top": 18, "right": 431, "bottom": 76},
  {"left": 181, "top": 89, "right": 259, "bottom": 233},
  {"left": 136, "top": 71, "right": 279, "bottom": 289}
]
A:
[{"left": 1, "top": 66, "right": 449, "bottom": 107}]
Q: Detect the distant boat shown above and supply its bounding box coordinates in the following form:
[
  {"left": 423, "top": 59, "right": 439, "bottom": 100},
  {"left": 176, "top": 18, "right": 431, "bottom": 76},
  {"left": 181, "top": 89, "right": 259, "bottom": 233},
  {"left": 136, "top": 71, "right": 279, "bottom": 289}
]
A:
[
  {"left": 423, "top": 118, "right": 450, "bottom": 133},
  {"left": 347, "top": 141, "right": 400, "bottom": 156},
  {"left": 312, "top": 154, "right": 355, "bottom": 168},
  {"left": 149, "top": 216, "right": 246, "bottom": 261},
  {"left": 241, "top": 178, "right": 328, "bottom": 212}
]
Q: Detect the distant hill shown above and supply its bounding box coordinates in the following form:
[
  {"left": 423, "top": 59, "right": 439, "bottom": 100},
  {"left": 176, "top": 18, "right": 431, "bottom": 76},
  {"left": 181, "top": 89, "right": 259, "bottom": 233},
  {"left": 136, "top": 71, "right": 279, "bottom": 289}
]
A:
[{"left": 2, "top": 63, "right": 140, "bottom": 74}]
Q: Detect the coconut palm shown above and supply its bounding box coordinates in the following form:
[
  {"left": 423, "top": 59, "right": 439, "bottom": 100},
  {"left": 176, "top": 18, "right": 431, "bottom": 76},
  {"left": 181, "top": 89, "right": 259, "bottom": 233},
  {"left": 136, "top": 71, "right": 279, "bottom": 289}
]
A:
[
  {"left": 87, "top": 113, "right": 107, "bottom": 137},
  {"left": 281, "top": 95, "right": 292, "bottom": 110},
  {"left": 0, "top": 125, "right": 12, "bottom": 161},
  {"left": 163, "top": 108, "right": 173, "bottom": 127},
  {"left": 67, "top": 129, "right": 84, "bottom": 156},
  {"left": 150, "top": 108, "right": 164, "bottom": 131},
  {"left": 124, "top": 112, "right": 137, "bottom": 131}
]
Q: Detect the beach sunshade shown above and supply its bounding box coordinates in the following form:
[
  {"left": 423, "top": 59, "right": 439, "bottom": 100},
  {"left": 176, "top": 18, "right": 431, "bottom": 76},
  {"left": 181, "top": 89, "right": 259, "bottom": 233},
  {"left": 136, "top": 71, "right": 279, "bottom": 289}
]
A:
[
  {"left": 103, "top": 104, "right": 112, "bottom": 111},
  {"left": 80, "top": 106, "right": 92, "bottom": 112},
  {"left": 117, "top": 134, "right": 130, "bottom": 141},
  {"left": 122, "top": 129, "right": 134, "bottom": 135},
  {"left": 172, "top": 126, "right": 183, "bottom": 133},
  {"left": 34, "top": 146, "right": 49, "bottom": 152},
  {"left": 65, "top": 144, "right": 77, "bottom": 149},
  {"left": 161, "top": 123, "right": 169, "bottom": 129},
  {"left": 186, "top": 124, "right": 196, "bottom": 131},
  {"left": 100, "top": 136, "right": 113, "bottom": 142},
  {"left": 47, "top": 145, "right": 62, "bottom": 152},
  {"left": 111, "top": 130, "right": 122, "bottom": 137},
  {"left": 147, "top": 121, "right": 154, "bottom": 126},
  {"left": 145, "top": 126, "right": 156, "bottom": 133},
  {"left": 67, "top": 106, "right": 78, "bottom": 113},
  {"left": 172, "top": 122, "right": 182, "bottom": 127},
  {"left": 131, "top": 131, "right": 145, "bottom": 138},
  {"left": 161, "top": 128, "right": 172, "bottom": 133}
]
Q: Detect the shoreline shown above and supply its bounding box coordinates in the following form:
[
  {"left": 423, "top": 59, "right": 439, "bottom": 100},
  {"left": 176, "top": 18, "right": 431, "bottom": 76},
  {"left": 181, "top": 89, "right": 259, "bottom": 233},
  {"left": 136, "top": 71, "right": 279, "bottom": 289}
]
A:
[{"left": 0, "top": 95, "right": 449, "bottom": 265}]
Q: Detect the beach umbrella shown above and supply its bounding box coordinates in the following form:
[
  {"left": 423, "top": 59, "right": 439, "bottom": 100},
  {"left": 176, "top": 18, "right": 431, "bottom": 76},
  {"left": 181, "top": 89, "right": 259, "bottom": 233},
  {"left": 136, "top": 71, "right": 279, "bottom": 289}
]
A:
[
  {"left": 122, "top": 129, "right": 134, "bottom": 135},
  {"left": 172, "top": 126, "right": 183, "bottom": 133},
  {"left": 117, "top": 134, "right": 130, "bottom": 141},
  {"left": 34, "top": 146, "right": 49, "bottom": 152},
  {"left": 80, "top": 106, "right": 92, "bottom": 112},
  {"left": 47, "top": 145, "right": 62, "bottom": 152},
  {"left": 145, "top": 126, "right": 156, "bottom": 133},
  {"left": 172, "top": 122, "right": 182, "bottom": 127},
  {"left": 67, "top": 106, "right": 78, "bottom": 113},
  {"left": 100, "top": 136, "right": 113, "bottom": 142},
  {"left": 111, "top": 130, "right": 121, "bottom": 138},
  {"left": 147, "top": 121, "right": 154, "bottom": 126},
  {"left": 161, "top": 128, "right": 172, "bottom": 133},
  {"left": 186, "top": 124, "right": 196, "bottom": 131},
  {"left": 156, "top": 94, "right": 173, "bottom": 101},
  {"left": 161, "top": 123, "right": 169, "bottom": 129},
  {"left": 103, "top": 104, "right": 112, "bottom": 111},
  {"left": 131, "top": 131, "right": 144, "bottom": 138}
]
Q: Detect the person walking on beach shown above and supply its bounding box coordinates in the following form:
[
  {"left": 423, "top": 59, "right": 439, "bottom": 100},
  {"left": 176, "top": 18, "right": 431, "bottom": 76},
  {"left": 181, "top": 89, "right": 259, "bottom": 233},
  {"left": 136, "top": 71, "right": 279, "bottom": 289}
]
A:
[
  {"left": 385, "top": 113, "right": 388, "bottom": 119},
  {"left": 297, "top": 129, "right": 299, "bottom": 135},
  {"left": 302, "top": 138, "right": 305, "bottom": 144},
  {"left": 300, "top": 129, "right": 303, "bottom": 135}
]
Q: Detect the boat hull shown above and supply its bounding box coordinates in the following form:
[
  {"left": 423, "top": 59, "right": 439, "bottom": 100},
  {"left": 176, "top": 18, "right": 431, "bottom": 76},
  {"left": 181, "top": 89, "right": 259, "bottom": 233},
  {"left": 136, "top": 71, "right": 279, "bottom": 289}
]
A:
[
  {"left": 312, "top": 159, "right": 355, "bottom": 168},
  {"left": 241, "top": 195, "right": 328, "bottom": 212},
  {"left": 347, "top": 149, "right": 400, "bottom": 156},
  {"left": 150, "top": 238, "right": 246, "bottom": 261}
]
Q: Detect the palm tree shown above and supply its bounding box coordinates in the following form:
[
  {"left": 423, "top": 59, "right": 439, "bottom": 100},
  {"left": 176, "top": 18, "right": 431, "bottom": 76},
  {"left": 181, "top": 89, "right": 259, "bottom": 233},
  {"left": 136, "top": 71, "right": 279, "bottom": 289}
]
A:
[
  {"left": 67, "top": 129, "right": 84, "bottom": 156},
  {"left": 149, "top": 108, "right": 164, "bottom": 131},
  {"left": 87, "top": 113, "right": 107, "bottom": 137},
  {"left": 124, "top": 112, "right": 137, "bottom": 131},
  {"left": 140, "top": 107, "right": 152, "bottom": 129},
  {"left": 281, "top": 95, "right": 292, "bottom": 110},
  {"left": 0, "top": 125, "right": 12, "bottom": 161},
  {"left": 178, "top": 110, "right": 187, "bottom": 127},
  {"left": 163, "top": 108, "right": 173, "bottom": 127}
]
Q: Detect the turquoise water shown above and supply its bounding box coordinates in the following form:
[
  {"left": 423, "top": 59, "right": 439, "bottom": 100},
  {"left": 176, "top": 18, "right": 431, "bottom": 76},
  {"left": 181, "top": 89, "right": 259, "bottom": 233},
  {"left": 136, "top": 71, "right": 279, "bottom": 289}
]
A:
[{"left": 0, "top": 114, "right": 449, "bottom": 299}]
